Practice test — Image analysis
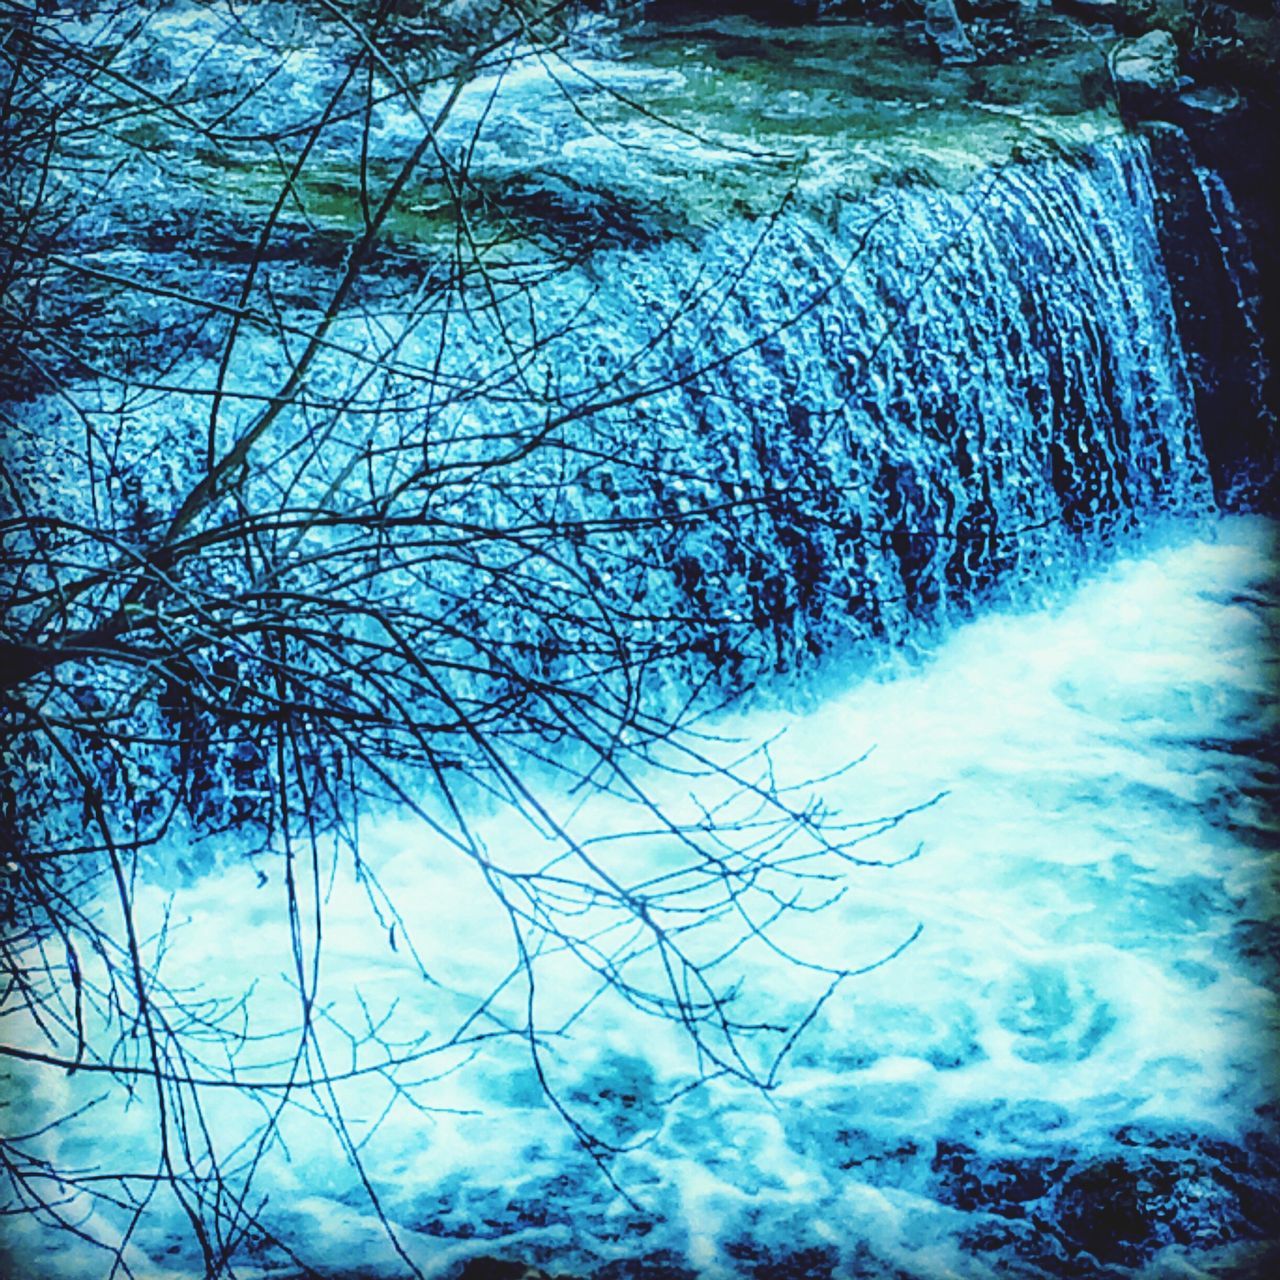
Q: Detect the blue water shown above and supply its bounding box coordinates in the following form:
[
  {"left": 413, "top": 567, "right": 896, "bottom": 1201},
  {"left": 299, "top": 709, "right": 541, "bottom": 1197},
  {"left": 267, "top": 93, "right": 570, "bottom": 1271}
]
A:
[
  {"left": 9, "top": 514, "right": 1277, "bottom": 1279},
  {"left": 5, "top": 54, "right": 1275, "bottom": 1274}
]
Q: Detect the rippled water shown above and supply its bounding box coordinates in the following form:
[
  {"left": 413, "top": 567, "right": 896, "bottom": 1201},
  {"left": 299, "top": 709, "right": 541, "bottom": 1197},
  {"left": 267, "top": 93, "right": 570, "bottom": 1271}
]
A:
[{"left": 16, "top": 514, "right": 1278, "bottom": 1279}]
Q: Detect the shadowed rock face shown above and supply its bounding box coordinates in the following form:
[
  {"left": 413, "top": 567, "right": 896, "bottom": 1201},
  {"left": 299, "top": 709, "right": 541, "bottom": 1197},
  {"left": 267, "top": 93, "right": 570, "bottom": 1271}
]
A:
[{"left": 1145, "top": 116, "right": 1279, "bottom": 505}]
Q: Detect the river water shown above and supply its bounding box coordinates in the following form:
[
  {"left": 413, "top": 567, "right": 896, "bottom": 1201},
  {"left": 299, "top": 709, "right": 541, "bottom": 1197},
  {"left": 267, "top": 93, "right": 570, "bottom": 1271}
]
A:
[
  {"left": 18, "top": 513, "right": 1278, "bottom": 1280},
  {"left": 6, "top": 17, "right": 1277, "bottom": 1272}
]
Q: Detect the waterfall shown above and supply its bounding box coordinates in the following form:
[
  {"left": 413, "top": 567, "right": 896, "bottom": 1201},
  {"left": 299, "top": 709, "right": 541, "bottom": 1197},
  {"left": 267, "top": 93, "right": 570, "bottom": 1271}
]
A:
[
  {"left": 448, "top": 133, "right": 1215, "bottom": 681},
  {"left": 12, "top": 71, "right": 1279, "bottom": 1278}
]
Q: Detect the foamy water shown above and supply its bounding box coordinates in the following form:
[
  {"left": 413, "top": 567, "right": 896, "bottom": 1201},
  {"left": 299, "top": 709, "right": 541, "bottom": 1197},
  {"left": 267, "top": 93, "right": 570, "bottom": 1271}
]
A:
[{"left": 14, "top": 515, "right": 1279, "bottom": 1279}]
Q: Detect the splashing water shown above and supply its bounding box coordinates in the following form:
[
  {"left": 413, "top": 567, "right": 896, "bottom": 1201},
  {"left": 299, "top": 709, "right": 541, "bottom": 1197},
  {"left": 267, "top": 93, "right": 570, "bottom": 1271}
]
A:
[
  {"left": 7, "top": 124, "right": 1278, "bottom": 1277},
  {"left": 14, "top": 515, "right": 1277, "bottom": 1280}
]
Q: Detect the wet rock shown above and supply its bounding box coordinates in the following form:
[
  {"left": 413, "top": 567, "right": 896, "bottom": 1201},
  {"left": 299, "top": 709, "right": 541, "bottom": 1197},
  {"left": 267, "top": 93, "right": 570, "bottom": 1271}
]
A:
[
  {"left": 1054, "top": 1158, "right": 1164, "bottom": 1263},
  {"left": 924, "top": 0, "right": 978, "bottom": 64},
  {"left": 723, "top": 1240, "right": 840, "bottom": 1278},
  {"left": 932, "top": 1141, "right": 1065, "bottom": 1219},
  {"left": 1055, "top": 0, "right": 1192, "bottom": 40},
  {"left": 489, "top": 176, "right": 667, "bottom": 251},
  {"left": 1143, "top": 121, "right": 1277, "bottom": 501},
  {"left": 1175, "top": 82, "right": 1246, "bottom": 120},
  {"left": 593, "top": 1253, "right": 699, "bottom": 1280},
  {"left": 1189, "top": 6, "right": 1280, "bottom": 100},
  {"left": 1053, "top": 0, "right": 1128, "bottom": 20},
  {"left": 1113, "top": 29, "right": 1180, "bottom": 110},
  {"left": 458, "top": 1260, "right": 547, "bottom": 1280},
  {"left": 928, "top": 1131, "right": 1280, "bottom": 1271}
]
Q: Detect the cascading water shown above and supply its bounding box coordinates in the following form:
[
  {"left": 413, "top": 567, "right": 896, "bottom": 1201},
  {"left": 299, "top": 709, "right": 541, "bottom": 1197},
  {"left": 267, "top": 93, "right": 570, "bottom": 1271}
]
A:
[
  {"left": 1189, "top": 160, "right": 1276, "bottom": 440},
  {"left": 1142, "top": 122, "right": 1278, "bottom": 505},
  {"left": 426, "top": 133, "right": 1218, "bottom": 683},
  {"left": 9, "top": 93, "right": 1278, "bottom": 1277}
]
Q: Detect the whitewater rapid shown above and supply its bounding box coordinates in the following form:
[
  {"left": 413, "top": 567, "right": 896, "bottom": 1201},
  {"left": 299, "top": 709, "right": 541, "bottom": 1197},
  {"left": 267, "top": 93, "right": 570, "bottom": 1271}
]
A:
[{"left": 17, "top": 514, "right": 1278, "bottom": 1279}]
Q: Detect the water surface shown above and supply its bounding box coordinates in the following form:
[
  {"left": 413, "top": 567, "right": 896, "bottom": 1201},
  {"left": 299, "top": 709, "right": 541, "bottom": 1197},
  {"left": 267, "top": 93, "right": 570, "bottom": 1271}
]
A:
[{"left": 22, "top": 515, "right": 1277, "bottom": 1279}]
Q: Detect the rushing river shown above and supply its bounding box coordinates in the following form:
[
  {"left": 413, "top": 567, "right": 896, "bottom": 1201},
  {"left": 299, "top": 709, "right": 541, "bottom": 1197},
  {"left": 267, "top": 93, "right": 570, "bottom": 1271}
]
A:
[
  {"left": 18, "top": 513, "right": 1278, "bottom": 1280},
  {"left": 6, "top": 15, "right": 1277, "bottom": 1275}
]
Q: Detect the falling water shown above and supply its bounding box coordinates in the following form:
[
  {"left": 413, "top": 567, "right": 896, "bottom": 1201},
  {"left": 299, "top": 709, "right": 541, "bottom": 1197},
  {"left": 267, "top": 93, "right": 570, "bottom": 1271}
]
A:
[
  {"left": 9, "top": 129, "right": 1278, "bottom": 1278},
  {"left": 373, "top": 133, "right": 1220, "bottom": 690}
]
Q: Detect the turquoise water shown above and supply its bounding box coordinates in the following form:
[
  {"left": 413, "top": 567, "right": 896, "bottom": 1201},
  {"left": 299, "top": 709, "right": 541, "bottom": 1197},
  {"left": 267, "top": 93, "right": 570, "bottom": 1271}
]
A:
[
  {"left": 5, "top": 27, "right": 1273, "bottom": 1269},
  {"left": 12, "top": 514, "right": 1277, "bottom": 1279}
]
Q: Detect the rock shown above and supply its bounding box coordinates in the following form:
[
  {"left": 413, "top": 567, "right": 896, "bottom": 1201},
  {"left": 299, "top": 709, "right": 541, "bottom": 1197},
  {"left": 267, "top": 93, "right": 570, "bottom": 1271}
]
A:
[
  {"left": 1054, "top": 0, "right": 1128, "bottom": 21},
  {"left": 1175, "top": 83, "right": 1245, "bottom": 120},
  {"left": 1143, "top": 121, "right": 1276, "bottom": 501},
  {"left": 924, "top": 0, "right": 978, "bottom": 64},
  {"left": 1054, "top": 0, "right": 1191, "bottom": 39},
  {"left": 1113, "top": 29, "right": 1180, "bottom": 109},
  {"left": 1146, "top": 0, "right": 1193, "bottom": 42}
]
